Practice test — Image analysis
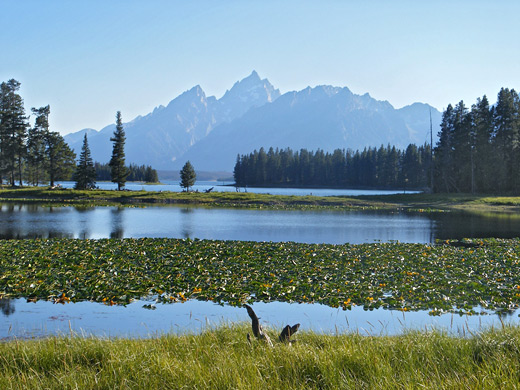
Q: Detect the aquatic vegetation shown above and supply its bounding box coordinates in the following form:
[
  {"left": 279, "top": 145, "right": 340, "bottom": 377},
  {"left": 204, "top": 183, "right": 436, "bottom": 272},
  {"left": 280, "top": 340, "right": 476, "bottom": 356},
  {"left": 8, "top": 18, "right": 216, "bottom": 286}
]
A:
[{"left": 1, "top": 238, "right": 520, "bottom": 314}]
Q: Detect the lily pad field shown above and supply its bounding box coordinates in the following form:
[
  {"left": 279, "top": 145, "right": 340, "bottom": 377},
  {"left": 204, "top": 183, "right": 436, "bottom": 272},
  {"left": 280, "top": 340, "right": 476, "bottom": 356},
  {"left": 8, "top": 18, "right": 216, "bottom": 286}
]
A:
[{"left": 2, "top": 237, "right": 520, "bottom": 315}]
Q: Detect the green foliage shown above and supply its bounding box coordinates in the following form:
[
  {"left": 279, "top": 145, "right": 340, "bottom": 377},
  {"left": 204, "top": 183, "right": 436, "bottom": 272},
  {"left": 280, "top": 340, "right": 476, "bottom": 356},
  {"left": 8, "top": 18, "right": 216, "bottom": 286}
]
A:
[
  {"left": 234, "top": 144, "right": 431, "bottom": 189},
  {"left": 73, "top": 134, "right": 96, "bottom": 190},
  {"left": 108, "top": 111, "right": 129, "bottom": 190},
  {"left": 2, "top": 325, "right": 520, "bottom": 388},
  {"left": 180, "top": 160, "right": 196, "bottom": 191},
  {"left": 2, "top": 237, "right": 520, "bottom": 314}
]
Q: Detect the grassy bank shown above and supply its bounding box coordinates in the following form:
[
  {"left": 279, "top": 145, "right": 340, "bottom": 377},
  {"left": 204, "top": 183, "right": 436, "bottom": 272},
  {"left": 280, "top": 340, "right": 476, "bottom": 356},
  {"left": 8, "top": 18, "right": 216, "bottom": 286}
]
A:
[
  {"left": 2, "top": 186, "right": 520, "bottom": 214},
  {"left": 2, "top": 238, "right": 520, "bottom": 314},
  {"left": 2, "top": 325, "right": 520, "bottom": 389},
  {"left": 0, "top": 186, "right": 386, "bottom": 210}
]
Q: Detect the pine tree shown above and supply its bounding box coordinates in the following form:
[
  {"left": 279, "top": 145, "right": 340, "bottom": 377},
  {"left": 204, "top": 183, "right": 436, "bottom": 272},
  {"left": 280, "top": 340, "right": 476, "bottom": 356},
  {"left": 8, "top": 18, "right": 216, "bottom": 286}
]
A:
[
  {"left": 471, "top": 96, "right": 493, "bottom": 193},
  {"left": 233, "top": 154, "right": 243, "bottom": 186},
  {"left": 0, "top": 79, "right": 28, "bottom": 186},
  {"left": 144, "top": 165, "right": 159, "bottom": 183},
  {"left": 451, "top": 101, "right": 471, "bottom": 192},
  {"left": 44, "top": 131, "right": 76, "bottom": 187},
  {"left": 73, "top": 133, "right": 96, "bottom": 190},
  {"left": 27, "top": 106, "right": 49, "bottom": 186},
  {"left": 180, "top": 161, "right": 196, "bottom": 191},
  {"left": 434, "top": 104, "right": 456, "bottom": 192},
  {"left": 109, "top": 111, "right": 129, "bottom": 190},
  {"left": 493, "top": 88, "right": 520, "bottom": 193}
]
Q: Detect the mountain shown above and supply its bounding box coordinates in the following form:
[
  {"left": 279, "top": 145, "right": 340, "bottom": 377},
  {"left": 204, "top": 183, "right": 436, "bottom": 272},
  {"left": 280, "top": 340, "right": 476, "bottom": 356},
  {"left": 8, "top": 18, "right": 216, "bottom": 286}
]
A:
[
  {"left": 65, "top": 72, "right": 441, "bottom": 172},
  {"left": 65, "top": 71, "right": 280, "bottom": 169},
  {"left": 176, "top": 86, "right": 441, "bottom": 171}
]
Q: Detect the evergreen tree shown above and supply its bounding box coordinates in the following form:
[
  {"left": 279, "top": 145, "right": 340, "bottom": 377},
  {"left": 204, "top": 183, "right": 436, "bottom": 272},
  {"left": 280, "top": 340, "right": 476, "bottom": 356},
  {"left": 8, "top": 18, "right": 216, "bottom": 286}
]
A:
[
  {"left": 451, "top": 101, "right": 471, "bottom": 192},
  {"left": 44, "top": 131, "right": 76, "bottom": 187},
  {"left": 493, "top": 88, "right": 520, "bottom": 193},
  {"left": 109, "top": 111, "right": 129, "bottom": 190},
  {"left": 144, "top": 165, "right": 159, "bottom": 183},
  {"left": 73, "top": 133, "right": 96, "bottom": 190},
  {"left": 434, "top": 104, "right": 456, "bottom": 192},
  {"left": 180, "top": 161, "right": 196, "bottom": 191},
  {"left": 471, "top": 96, "right": 493, "bottom": 193},
  {"left": 27, "top": 106, "right": 49, "bottom": 186},
  {"left": 233, "top": 154, "right": 244, "bottom": 186},
  {"left": 0, "top": 79, "right": 28, "bottom": 186}
]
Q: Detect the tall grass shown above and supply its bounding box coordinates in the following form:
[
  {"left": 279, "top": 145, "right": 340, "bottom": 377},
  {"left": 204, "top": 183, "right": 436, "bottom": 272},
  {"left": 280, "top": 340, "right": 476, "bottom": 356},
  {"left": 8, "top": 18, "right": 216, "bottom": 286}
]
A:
[{"left": 2, "top": 324, "right": 520, "bottom": 389}]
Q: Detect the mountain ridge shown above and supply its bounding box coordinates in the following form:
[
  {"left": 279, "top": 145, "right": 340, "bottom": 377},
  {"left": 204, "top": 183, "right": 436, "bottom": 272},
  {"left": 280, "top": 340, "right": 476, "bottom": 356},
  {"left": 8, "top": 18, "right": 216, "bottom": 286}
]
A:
[{"left": 65, "top": 72, "right": 441, "bottom": 172}]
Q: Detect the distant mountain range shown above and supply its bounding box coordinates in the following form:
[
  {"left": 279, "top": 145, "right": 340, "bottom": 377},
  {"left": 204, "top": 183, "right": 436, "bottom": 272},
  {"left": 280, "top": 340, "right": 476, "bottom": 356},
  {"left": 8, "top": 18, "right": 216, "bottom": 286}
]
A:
[{"left": 65, "top": 71, "right": 441, "bottom": 172}]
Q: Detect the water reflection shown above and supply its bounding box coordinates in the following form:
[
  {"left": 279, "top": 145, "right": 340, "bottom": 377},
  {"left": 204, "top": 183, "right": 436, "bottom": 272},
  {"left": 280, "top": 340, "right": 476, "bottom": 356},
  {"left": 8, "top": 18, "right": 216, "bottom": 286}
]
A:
[
  {"left": 180, "top": 207, "right": 194, "bottom": 239},
  {"left": 1, "top": 299, "right": 519, "bottom": 340},
  {"left": 0, "top": 299, "right": 15, "bottom": 316},
  {"left": 110, "top": 208, "right": 125, "bottom": 238},
  {"left": 1, "top": 203, "right": 520, "bottom": 244}
]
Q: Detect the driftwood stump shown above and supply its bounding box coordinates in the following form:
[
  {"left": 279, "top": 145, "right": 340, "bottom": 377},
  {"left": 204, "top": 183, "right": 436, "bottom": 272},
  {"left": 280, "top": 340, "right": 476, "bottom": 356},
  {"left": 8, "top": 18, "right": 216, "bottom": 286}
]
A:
[
  {"left": 279, "top": 324, "right": 300, "bottom": 344},
  {"left": 244, "top": 304, "right": 300, "bottom": 346}
]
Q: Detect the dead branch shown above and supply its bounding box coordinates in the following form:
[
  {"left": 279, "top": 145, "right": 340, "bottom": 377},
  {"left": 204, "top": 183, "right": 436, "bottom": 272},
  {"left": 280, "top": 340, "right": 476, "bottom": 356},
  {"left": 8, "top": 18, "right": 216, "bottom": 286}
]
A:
[
  {"left": 279, "top": 323, "right": 300, "bottom": 344},
  {"left": 244, "top": 304, "right": 273, "bottom": 346},
  {"left": 244, "top": 304, "right": 300, "bottom": 346}
]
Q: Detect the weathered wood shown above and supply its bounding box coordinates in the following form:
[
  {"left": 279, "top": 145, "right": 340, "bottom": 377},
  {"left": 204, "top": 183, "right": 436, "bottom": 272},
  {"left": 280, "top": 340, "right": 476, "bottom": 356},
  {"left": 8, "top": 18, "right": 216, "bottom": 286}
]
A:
[
  {"left": 244, "top": 304, "right": 273, "bottom": 346},
  {"left": 279, "top": 323, "right": 300, "bottom": 344}
]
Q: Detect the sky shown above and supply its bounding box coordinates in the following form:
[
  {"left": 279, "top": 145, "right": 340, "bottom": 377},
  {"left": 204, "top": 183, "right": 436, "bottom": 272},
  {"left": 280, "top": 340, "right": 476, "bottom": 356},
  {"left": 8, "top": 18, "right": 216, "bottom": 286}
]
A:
[{"left": 1, "top": 0, "right": 519, "bottom": 135}]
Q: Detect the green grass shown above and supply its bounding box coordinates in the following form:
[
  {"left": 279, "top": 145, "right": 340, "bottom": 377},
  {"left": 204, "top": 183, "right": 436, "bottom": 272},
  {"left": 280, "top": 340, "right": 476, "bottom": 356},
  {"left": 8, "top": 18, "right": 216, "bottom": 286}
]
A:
[
  {"left": 3, "top": 186, "right": 520, "bottom": 214},
  {"left": 2, "top": 324, "right": 520, "bottom": 389},
  {"left": 0, "top": 186, "right": 384, "bottom": 210},
  {"left": 2, "top": 238, "right": 520, "bottom": 314}
]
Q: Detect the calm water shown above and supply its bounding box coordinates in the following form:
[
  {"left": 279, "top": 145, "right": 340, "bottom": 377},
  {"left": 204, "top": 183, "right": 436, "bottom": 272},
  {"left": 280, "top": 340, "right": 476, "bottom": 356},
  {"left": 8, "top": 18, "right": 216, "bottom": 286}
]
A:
[
  {"left": 1, "top": 203, "right": 520, "bottom": 243},
  {"left": 1, "top": 298, "right": 516, "bottom": 340}
]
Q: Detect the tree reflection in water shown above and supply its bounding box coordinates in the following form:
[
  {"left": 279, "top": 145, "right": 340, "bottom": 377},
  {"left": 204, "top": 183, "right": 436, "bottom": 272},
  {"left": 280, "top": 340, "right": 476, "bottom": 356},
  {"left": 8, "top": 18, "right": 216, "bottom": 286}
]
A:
[
  {"left": 110, "top": 207, "right": 124, "bottom": 238},
  {"left": 0, "top": 299, "right": 15, "bottom": 316}
]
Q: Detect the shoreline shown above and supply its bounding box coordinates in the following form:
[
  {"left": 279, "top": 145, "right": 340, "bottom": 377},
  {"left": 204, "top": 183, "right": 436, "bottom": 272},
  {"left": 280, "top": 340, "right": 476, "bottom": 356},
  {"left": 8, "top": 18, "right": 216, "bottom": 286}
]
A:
[{"left": 0, "top": 186, "right": 520, "bottom": 214}]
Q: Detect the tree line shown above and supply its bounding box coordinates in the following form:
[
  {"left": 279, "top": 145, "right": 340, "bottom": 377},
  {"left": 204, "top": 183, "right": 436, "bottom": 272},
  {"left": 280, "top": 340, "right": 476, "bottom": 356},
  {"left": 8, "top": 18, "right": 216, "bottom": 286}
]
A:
[
  {"left": 434, "top": 88, "right": 520, "bottom": 194},
  {"left": 236, "top": 87, "right": 520, "bottom": 194},
  {"left": 0, "top": 79, "right": 159, "bottom": 189},
  {"left": 95, "top": 162, "right": 159, "bottom": 183},
  {"left": 234, "top": 144, "right": 432, "bottom": 189}
]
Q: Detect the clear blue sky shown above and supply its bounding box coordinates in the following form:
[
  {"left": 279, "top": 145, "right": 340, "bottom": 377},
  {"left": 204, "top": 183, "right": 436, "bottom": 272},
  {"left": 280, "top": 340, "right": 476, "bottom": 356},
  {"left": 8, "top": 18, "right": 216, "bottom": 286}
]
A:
[{"left": 2, "top": 0, "right": 519, "bottom": 135}]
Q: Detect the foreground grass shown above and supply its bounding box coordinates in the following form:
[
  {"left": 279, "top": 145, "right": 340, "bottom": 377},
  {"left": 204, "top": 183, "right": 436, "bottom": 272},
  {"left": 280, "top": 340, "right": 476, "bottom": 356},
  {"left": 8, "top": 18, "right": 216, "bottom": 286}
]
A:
[
  {"left": 2, "top": 324, "right": 520, "bottom": 389},
  {"left": 2, "top": 238, "right": 520, "bottom": 314}
]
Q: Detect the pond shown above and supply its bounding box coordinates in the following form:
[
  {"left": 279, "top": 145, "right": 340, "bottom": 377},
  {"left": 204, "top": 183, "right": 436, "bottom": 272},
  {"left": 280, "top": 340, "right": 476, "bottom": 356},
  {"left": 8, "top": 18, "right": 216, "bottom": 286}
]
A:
[
  {"left": 1, "top": 203, "right": 520, "bottom": 243},
  {"left": 2, "top": 191, "right": 519, "bottom": 338},
  {"left": 1, "top": 298, "right": 516, "bottom": 340}
]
